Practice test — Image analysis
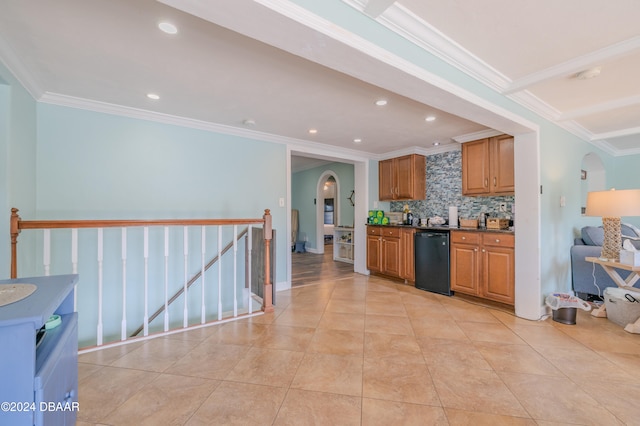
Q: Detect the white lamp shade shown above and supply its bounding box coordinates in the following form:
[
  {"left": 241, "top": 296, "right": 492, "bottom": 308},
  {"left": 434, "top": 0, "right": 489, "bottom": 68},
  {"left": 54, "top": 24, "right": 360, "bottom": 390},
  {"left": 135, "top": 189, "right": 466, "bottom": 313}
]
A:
[{"left": 585, "top": 189, "right": 640, "bottom": 217}]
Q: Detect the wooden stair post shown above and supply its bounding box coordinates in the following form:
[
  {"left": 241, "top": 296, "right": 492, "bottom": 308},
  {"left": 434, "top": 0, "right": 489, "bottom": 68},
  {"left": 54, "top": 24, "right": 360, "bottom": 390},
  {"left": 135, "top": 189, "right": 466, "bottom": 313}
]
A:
[
  {"left": 262, "top": 209, "right": 274, "bottom": 313},
  {"left": 10, "top": 208, "right": 21, "bottom": 279}
]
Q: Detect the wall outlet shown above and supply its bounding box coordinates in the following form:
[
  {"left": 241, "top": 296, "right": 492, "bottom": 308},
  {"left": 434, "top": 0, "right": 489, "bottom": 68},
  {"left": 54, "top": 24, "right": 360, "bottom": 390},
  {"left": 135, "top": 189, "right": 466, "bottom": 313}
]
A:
[
  {"left": 499, "top": 203, "right": 507, "bottom": 212},
  {"left": 279, "top": 197, "right": 285, "bottom": 207}
]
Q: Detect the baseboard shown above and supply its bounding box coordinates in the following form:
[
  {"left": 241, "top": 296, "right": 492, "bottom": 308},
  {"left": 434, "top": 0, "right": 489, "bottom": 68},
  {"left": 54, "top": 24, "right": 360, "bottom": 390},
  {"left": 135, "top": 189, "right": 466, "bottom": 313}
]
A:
[{"left": 276, "top": 280, "right": 290, "bottom": 292}]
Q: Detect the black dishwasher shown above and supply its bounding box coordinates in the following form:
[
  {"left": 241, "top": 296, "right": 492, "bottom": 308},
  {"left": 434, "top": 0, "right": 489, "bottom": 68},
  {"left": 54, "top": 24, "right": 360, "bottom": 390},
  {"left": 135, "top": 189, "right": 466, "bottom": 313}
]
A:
[{"left": 414, "top": 229, "right": 451, "bottom": 296}]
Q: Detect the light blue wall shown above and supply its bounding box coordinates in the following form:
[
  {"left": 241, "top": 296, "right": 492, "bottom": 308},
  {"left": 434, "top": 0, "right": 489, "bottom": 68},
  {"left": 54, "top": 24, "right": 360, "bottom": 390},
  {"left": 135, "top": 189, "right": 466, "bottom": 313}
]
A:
[
  {"left": 0, "top": 62, "right": 38, "bottom": 279},
  {"left": 0, "top": 83, "right": 8, "bottom": 277},
  {"left": 35, "top": 103, "right": 287, "bottom": 278},
  {"left": 32, "top": 103, "right": 289, "bottom": 344},
  {"left": 291, "top": 162, "right": 355, "bottom": 250}
]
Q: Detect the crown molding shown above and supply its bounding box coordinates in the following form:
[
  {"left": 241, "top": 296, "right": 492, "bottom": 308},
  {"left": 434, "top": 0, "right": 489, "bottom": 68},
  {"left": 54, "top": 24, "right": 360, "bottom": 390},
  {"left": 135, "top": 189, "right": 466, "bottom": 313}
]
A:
[
  {"left": 453, "top": 129, "right": 503, "bottom": 143},
  {"left": 561, "top": 95, "right": 640, "bottom": 121},
  {"left": 417, "top": 143, "right": 460, "bottom": 156},
  {"left": 589, "top": 140, "right": 623, "bottom": 157},
  {"left": 0, "top": 35, "right": 43, "bottom": 99},
  {"left": 39, "top": 92, "right": 375, "bottom": 162},
  {"left": 373, "top": 3, "right": 510, "bottom": 94},
  {"left": 376, "top": 143, "right": 459, "bottom": 161},
  {"left": 363, "top": 0, "right": 395, "bottom": 18}
]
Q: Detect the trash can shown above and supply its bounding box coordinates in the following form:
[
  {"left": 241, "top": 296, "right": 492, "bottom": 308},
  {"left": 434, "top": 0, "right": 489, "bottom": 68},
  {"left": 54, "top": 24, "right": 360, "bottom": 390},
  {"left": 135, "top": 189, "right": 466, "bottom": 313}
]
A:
[
  {"left": 294, "top": 241, "right": 306, "bottom": 253},
  {"left": 545, "top": 293, "right": 591, "bottom": 325}
]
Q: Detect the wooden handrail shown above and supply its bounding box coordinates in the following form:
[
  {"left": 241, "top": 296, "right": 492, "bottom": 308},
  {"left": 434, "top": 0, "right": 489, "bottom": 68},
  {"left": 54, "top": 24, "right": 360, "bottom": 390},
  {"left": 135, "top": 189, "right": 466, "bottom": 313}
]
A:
[{"left": 9, "top": 207, "right": 274, "bottom": 313}]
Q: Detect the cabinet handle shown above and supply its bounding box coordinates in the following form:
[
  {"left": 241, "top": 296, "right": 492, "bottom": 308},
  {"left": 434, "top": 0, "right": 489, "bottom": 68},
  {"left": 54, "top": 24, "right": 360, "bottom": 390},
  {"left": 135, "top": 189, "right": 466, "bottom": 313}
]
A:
[
  {"left": 484, "top": 178, "right": 488, "bottom": 187},
  {"left": 495, "top": 239, "right": 500, "bottom": 243},
  {"left": 462, "top": 236, "right": 466, "bottom": 240},
  {"left": 474, "top": 248, "right": 478, "bottom": 252},
  {"left": 482, "top": 249, "right": 486, "bottom": 253},
  {"left": 494, "top": 177, "right": 497, "bottom": 187}
]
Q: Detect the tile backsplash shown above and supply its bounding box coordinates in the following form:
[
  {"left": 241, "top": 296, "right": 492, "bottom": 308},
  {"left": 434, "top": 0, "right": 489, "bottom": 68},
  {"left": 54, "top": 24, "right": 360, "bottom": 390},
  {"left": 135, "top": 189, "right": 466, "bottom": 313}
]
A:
[{"left": 390, "top": 150, "right": 515, "bottom": 224}]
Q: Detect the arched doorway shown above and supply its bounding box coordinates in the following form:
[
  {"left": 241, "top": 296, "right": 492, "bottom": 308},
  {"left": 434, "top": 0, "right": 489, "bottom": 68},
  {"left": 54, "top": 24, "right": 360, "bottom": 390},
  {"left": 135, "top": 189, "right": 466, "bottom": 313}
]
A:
[{"left": 316, "top": 171, "right": 340, "bottom": 255}]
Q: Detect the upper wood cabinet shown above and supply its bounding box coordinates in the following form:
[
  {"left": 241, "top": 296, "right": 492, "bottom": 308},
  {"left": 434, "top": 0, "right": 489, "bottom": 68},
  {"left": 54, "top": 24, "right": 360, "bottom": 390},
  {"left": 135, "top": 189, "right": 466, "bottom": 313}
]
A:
[
  {"left": 379, "top": 154, "right": 426, "bottom": 201},
  {"left": 462, "top": 135, "right": 514, "bottom": 196}
]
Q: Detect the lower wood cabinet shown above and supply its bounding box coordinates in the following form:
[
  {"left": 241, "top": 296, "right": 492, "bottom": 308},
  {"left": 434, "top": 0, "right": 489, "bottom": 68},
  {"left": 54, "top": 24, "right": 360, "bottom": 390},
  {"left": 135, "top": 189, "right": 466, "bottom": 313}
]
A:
[
  {"left": 400, "top": 228, "right": 416, "bottom": 282},
  {"left": 367, "top": 226, "right": 415, "bottom": 282},
  {"left": 450, "top": 231, "right": 514, "bottom": 304}
]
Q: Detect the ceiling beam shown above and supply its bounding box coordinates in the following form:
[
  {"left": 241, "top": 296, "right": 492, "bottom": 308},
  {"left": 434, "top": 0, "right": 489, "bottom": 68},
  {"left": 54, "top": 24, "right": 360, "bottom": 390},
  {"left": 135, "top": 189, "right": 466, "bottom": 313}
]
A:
[
  {"left": 503, "top": 36, "right": 640, "bottom": 94},
  {"left": 363, "top": 0, "right": 396, "bottom": 18},
  {"left": 559, "top": 95, "right": 640, "bottom": 121},
  {"left": 592, "top": 126, "right": 640, "bottom": 141}
]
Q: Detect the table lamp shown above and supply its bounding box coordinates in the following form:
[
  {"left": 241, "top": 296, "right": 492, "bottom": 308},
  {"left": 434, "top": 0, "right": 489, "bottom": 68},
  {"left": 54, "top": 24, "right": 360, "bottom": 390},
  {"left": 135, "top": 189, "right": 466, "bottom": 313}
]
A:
[{"left": 585, "top": 188, "right": 640, "bottom": 261}]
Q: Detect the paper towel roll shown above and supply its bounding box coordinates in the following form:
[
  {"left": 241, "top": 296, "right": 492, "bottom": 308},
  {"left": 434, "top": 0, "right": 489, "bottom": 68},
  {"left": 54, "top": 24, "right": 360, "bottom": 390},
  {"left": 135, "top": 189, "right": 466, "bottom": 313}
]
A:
[{"left": 448, "top": 206, "right": 458, "bottom": 228}]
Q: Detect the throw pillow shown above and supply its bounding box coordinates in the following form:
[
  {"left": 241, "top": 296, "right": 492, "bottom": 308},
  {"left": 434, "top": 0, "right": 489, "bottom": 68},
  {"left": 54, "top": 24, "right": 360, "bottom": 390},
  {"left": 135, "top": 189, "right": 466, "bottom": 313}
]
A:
[
  {"left": 622, "top": 222, "right": 640, "bottom": 238},
  {"left": 581, "top": 226, "right": 604, "bottom": 246}
]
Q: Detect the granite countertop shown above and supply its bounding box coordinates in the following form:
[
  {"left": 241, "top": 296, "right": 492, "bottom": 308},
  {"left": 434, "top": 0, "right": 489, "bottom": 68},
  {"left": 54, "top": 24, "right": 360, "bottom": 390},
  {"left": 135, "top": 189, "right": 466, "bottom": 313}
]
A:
[{"left": 366, "top": 223, "right": 515, "bottom": 234}]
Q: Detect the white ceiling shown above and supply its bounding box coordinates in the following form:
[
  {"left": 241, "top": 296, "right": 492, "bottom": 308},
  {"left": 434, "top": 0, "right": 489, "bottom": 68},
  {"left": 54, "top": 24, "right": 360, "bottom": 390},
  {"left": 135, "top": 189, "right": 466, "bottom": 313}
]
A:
[{"left": 1, "top": 0, "right": 638, "bottom": 172}]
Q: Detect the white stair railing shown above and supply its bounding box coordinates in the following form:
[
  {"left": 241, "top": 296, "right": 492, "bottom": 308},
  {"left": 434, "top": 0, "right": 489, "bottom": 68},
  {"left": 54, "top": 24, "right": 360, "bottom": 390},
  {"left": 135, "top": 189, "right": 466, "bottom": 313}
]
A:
[{"left": 10, "top": 208, "right": 274, "bottom": 350}]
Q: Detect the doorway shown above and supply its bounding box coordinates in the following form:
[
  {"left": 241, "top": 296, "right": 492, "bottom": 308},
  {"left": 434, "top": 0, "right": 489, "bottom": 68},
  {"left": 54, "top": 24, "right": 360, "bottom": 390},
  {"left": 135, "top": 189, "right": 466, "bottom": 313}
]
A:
[{"left": 317, "top": 172, "right": 339, "bottom": 253}]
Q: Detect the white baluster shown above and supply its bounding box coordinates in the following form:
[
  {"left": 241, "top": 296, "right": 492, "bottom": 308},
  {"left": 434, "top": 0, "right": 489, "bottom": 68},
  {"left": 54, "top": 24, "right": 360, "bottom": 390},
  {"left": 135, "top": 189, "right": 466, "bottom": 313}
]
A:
[
  {"left": 183, "top": 226, "right": 189, "bottom": 328},
  {"left": 233, "top": 225, "right": 238, "bottom": 317},
  {"left": 201, "top": 226, "right": 206, "bottom": 324},
  {"left": 164, "top": 226, "right": 169, "bottom": 332},
  {"left": 71, "top": 228, "right": 78, "bottom": 311},
  {"left": 43, "top": 229, "right": 51, "bottom": 276},
  {"left": 97, "top": 228, "right": 104, "bottom": 346},
  {"left": 247, "top": 225, "right": 253, "bottom": 314},
  {"left": 143, "top": 227, "right": 149, "bottom": 336},
  {"left": 121, "top": 228, "right": 127, "bottom": 341},
  {"left": 218, "top": 227, "right": 222, "bottom": 321}
]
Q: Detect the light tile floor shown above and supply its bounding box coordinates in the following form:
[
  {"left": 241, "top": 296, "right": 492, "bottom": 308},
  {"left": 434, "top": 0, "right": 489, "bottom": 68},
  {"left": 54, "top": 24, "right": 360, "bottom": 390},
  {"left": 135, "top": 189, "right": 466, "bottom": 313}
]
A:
[{"left": 77, "top": 274, "right": 640, "bottom": 425}]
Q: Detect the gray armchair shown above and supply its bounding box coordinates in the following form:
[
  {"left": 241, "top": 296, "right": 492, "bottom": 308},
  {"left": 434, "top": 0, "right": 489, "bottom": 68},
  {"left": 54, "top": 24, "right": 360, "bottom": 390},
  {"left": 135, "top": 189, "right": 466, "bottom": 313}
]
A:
[{"left": 571, "top": 224, "right": 640, "bottom": 298}]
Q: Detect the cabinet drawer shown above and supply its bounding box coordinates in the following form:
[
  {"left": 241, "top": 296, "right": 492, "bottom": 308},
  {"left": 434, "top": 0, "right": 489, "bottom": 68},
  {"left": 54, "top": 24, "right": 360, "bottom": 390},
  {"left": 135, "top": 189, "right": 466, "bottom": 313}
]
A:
[
  {"left": 381, "top": 227, "right": 401, "bottom": 238},
  {"left": 367, "top": 226, "right": 382, "bottom": 236},
  {"left": 451, "top": 231, "right": 480, "bottom": 245},
  {"left": 482, "top": 233, "right": 515, "bottom": 248},
  {"left": 35, "top": 313, "right": 78, "bottom": 426}
]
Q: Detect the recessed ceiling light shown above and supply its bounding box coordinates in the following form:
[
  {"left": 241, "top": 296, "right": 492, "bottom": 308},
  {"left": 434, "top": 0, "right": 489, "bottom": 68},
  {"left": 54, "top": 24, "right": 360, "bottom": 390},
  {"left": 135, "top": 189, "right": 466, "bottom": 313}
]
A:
[
  {"left": 433, "top": 142, "right": 440, "bottom": 146},
  {"left": 425, "top": 116, "right": 436, "bottom": 122},
  {"left": 243, "top": 119, "right": 256, "bottom": 126},
  {"left": 147, "top": 93, "right": 160, "bottom": 100},
  {"left": 353, "top": 138, "right": 362, "bottom": 143},
  {"left": 158, "top": 21, "right": 178, "bottom": 35},
  {"left": 375, "top": 99, "right": 387, "bottom": 106},
  {"left": 308, "top": 129, "right": 318, "bottom": 134}
]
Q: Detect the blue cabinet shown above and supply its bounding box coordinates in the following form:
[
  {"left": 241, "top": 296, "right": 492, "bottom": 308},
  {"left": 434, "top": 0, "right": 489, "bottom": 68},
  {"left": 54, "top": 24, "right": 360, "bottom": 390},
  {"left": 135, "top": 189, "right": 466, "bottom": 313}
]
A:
[{"left": 0, "top": 275, "right": 79, "bottom": 426}]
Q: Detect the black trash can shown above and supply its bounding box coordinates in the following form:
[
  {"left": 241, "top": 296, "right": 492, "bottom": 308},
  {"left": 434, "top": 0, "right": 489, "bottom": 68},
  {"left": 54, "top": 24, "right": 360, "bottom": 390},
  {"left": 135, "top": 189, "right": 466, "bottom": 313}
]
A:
[{"left": 552, "top": 307, "right": 577, "bottom": 325}]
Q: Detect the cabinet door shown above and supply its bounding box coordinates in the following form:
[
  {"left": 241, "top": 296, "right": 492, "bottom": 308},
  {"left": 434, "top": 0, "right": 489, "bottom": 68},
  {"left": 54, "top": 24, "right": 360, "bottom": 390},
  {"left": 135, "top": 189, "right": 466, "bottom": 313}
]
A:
[
  {"left": 462, "top": 139, "right": 490, "bottom": 195},
  {"left": 378, "top": 159, "right": 395, "bottom": 200},
  {"left": 367, "top": 235, "right": 382, "bottom": 272},
  {"left": 450, "top": 243, "right": 479, "bottom": 295},
  {"left": 395, "top": 155, "right": 426, "bottom": 200},
  {"left": 491, "top": 135, "right": 514, "bottom": 194},
  {"left": 382, "top": 237, "right": 401, "bottom": 277},
  {"left": 482, "top": 246, "right": 515, "bottom": 304},
  {"left": 400, "top": 229, "right": 416, "bottom": 281}
]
